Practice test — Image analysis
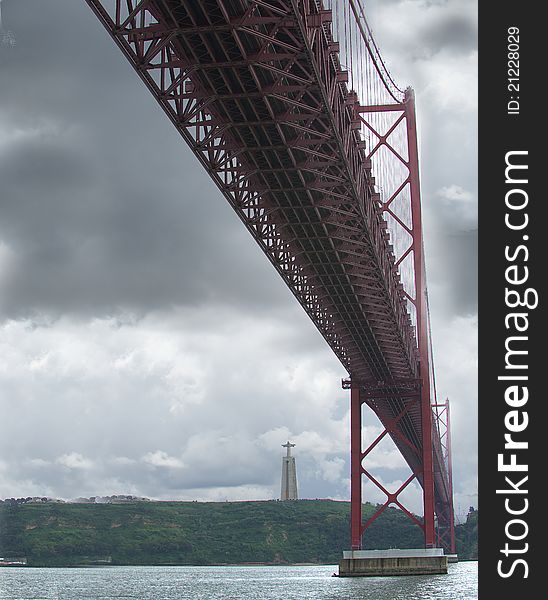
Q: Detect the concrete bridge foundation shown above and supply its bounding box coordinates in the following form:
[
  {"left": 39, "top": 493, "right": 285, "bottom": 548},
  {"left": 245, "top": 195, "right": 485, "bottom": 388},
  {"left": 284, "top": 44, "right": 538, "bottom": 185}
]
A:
[{"left": 338, "top": 548, "right": 448, "bottom": 577}]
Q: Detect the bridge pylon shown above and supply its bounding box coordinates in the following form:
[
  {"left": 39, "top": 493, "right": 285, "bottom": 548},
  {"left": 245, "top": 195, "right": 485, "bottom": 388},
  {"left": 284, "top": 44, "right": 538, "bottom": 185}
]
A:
[{"left": 344, "top": 88, "right": 454, "bottom": 561}]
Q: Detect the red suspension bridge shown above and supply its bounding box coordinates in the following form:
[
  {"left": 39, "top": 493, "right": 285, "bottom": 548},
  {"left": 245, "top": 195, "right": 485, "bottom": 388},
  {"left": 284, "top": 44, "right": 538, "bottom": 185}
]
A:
[{"left": 84, "top": 0, "right": 455, "bottom": 555}]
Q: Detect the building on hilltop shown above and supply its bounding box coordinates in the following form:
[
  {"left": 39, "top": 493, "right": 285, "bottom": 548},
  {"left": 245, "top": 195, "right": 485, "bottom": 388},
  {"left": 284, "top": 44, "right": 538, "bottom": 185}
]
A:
[{"left": 280, "top": 441, "right": 298, "bottom": 500}]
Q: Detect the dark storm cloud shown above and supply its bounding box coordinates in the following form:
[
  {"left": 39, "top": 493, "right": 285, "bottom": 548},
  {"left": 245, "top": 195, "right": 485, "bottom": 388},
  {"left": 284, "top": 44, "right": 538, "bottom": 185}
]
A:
[
  {"left": 364, "top": 0, "right": 477, "bottom": 61},
  {"left": 411, "top": 14, "right": 478, "bottom": 60},
  {"left": 434, "top": 230, "right": 477, "bottom": 316},
  {"left": 0, "top": 0, "right": 477, "bottom": 321},
  {"left": 420, "top": 14, "right": 477, "bottom": 56},
  {"left": 0, "top": 125, "right": 288, "bottom": 318},
  {"left": 422, "top": 178, "right": 477, "bottom": 317},
  {"left": 0, "top": 0, "right": 291, "bottom": 320}
]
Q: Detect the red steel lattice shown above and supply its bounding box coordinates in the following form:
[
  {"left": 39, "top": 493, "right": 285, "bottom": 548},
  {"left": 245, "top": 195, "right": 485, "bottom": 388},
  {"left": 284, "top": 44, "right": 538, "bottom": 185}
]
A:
[{"left": 84, "top": 0, "right": 455, "bottom": 553}]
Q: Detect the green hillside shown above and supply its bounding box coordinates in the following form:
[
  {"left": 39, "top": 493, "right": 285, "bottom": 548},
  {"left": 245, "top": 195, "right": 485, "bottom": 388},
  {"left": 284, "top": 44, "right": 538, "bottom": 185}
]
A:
[
  {"left": 455, "top": 507, "right": 478, "bottom": 560},
  {"left": 0, "top": 500, "right": 477, "bottom": 566}
]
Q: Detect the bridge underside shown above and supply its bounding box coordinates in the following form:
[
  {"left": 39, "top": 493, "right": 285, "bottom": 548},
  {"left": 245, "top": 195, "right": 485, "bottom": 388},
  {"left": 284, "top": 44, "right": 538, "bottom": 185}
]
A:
[{"left": 85, "top": 0, "right": 454, "bottom": 552}]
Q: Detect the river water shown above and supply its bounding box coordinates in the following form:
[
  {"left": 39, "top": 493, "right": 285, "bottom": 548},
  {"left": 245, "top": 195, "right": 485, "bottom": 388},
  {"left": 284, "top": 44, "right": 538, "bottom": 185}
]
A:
[{"left": 0, "top": 562, "right": 477, "bottom": 600}]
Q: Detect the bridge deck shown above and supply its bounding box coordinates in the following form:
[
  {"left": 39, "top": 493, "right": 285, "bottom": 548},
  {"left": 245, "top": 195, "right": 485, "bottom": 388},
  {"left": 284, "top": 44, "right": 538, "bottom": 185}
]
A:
[{"left": 85, "top": 0, "right": 452, "bottom": 536}]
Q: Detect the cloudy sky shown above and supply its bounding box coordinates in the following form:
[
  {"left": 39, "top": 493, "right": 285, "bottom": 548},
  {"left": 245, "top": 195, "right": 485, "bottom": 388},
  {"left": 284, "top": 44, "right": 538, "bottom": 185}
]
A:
[{"left": 0, "top": 0, "right": 477, "bottom": 520}]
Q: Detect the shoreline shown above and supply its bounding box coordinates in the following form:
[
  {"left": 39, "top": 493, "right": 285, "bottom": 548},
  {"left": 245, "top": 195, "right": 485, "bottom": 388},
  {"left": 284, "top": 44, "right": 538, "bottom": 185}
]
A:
[{"left": 1, "top": 559, "right": 479, "bottom": 569}]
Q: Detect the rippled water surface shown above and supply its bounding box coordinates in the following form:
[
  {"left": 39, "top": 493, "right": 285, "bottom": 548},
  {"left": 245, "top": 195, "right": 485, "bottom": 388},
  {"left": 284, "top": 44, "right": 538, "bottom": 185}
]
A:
[{"left": 0, "top": 562, "right": 477, "bottom": 600}]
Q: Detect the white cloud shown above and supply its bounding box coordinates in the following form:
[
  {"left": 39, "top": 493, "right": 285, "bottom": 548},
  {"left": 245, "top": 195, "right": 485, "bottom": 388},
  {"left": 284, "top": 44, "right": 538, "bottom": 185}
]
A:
[
  {"left": 437, "top": 184, "right": 477, "bottom": 228},
  {"left": 360, "top": 429, "right": 408, "bottom": 470},
  {"left": 142, "top": 451, "right": 184, "bottom": 469},
  {"left": 258, "top": 427, "right": 293, "bottom": 451},
  {"left": 438, "top": 185, "right": 473, "bottom": 203},
  {"left": 56, "top": 452, "right": 94, "bottom": 470},
  {"left": 419, "top": 51, "right": 478, "bottom": 114},
  {"left": 316, "top": 457, "right": 345, "bottom": 483}
]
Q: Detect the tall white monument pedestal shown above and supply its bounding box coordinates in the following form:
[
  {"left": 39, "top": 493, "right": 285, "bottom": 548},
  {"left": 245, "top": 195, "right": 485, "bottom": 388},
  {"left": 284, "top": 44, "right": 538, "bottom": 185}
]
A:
[{"left": 280, "top": 441, "right": 298, "bottom": 500}]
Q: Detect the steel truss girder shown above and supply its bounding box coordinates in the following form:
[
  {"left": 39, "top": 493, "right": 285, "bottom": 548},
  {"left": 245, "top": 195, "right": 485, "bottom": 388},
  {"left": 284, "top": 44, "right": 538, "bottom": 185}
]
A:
[
  {"left": 84, "top": 0, "right": 419, "bottom": 384},
  {"left": 84, "top": 0, "right": 454, "bottom": 553}
]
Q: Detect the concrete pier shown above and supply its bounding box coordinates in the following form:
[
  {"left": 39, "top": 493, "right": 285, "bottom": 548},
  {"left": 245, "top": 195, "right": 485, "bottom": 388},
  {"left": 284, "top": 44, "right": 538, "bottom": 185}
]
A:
[{"left": 338, "top": 548, "right": 448, "bottom": 577}]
